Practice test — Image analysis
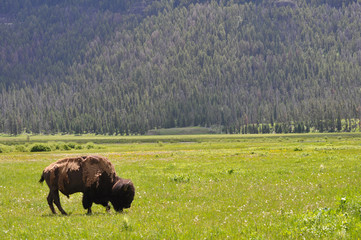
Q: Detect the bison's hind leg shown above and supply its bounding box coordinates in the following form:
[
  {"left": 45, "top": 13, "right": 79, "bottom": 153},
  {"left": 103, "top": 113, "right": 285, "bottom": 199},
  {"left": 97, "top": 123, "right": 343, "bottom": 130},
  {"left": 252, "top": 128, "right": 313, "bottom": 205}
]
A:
[
  {"left": 47, "top": 191, "right": 56, "bottom": 214},
  {"left": 52, "top": 190, "right": 67, "bottom": 215}
]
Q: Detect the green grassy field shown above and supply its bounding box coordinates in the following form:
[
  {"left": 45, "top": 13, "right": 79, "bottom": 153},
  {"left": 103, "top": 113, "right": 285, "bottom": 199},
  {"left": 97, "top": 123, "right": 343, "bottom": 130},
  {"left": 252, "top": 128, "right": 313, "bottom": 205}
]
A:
[{"left": 1, "top": 133, "right": 361, "bottom": 239}]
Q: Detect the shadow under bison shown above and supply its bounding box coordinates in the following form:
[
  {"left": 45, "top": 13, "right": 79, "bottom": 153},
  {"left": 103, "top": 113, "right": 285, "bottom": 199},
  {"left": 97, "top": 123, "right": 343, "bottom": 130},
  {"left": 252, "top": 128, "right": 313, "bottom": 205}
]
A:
[{"left": 39, "top": 155, "right": 135, "bottom": 215}]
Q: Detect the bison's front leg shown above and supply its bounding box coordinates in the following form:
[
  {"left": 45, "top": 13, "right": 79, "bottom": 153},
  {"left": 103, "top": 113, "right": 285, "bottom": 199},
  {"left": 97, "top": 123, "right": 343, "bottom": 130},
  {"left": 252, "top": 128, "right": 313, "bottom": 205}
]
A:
[
  {"left": 82, "top": 191, "right": 93, "bottom": 215},
  {"left": 98, "top": 200, "right": 111, "bottom": 213},
  {"left": 106, "top": 204, "right": 111, "bottom": 212},
  {"left": 86, "top": 207, "right": 92, "bottom": 215}
]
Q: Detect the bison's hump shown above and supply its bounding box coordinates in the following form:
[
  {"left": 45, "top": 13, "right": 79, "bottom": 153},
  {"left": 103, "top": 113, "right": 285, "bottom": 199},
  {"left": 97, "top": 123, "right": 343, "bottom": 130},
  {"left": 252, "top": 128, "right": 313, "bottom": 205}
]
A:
[{"left": 82, "top": 155, "right": 116, "bottom": 187}]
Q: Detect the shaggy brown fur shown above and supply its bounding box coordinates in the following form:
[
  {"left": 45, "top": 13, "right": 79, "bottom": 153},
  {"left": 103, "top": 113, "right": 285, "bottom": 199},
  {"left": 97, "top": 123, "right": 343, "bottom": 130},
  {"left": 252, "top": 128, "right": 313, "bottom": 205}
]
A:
[{"left": 39, "top": 155, "right": 135, "bottom": 215}]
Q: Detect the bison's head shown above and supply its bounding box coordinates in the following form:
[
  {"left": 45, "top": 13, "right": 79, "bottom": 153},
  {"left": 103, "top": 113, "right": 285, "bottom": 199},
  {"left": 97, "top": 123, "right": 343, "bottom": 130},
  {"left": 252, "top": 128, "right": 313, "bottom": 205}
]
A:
[{"left": 110, "top": 178, "right": 135, "bottom": 212}]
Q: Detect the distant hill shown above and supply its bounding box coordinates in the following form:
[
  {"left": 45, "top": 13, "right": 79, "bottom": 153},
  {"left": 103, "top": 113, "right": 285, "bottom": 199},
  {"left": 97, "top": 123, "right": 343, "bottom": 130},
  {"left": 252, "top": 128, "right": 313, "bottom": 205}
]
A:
[{"left": 0, "top": 0, "right": 360, "bottom": 135}]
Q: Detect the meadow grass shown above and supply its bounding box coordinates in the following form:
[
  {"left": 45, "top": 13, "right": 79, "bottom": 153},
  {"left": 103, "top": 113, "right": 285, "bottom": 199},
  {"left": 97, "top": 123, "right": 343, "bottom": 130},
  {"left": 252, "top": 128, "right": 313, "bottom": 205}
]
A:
[{"left": 1, "top": 133, "right": 361, "bottom": 239}]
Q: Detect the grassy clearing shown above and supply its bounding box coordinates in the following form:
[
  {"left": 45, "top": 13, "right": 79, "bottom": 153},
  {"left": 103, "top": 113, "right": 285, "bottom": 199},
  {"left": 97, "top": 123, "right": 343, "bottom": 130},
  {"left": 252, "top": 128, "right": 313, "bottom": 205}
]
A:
[
  {"left": 1, "top": 133, "right": 361, "bottom": 239},
  {"left": 146, "top": 126, "right": 221, "bottom": 135}
]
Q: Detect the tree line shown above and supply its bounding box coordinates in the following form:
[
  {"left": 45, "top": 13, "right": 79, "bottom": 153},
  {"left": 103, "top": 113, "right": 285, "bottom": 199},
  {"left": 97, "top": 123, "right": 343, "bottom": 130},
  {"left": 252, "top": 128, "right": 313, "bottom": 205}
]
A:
[{"left": 0, "top": 0, "right": 361, "bottom": 135}]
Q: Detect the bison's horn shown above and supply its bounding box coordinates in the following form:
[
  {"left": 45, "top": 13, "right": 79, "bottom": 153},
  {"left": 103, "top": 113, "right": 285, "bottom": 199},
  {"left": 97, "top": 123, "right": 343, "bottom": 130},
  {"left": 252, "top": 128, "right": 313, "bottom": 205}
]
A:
[
  {"left": 112, "top": 180, "right": 121, "bottom": 191},
  {"left": 112, "top": 179, "right": 131, "bottom": 191}
]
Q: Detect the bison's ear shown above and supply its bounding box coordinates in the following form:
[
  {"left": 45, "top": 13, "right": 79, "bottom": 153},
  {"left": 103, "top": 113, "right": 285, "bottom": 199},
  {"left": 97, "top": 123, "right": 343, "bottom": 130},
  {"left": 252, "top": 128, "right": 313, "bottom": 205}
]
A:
[{"left": 122, "top": 182, "right": 130, "bottom": 192}]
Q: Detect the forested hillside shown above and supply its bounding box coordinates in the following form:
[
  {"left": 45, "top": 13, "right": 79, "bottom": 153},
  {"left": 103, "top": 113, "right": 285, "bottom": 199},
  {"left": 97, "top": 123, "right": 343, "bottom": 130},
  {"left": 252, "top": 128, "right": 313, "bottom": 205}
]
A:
[{"left": 1, "top": 0, "right": 360, "bottom": 135}]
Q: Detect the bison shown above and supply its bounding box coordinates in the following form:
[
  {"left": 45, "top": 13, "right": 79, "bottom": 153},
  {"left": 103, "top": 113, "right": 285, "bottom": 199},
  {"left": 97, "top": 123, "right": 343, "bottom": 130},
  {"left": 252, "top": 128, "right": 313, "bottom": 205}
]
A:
[{"left": 39, "top": 155, "right": 135, "bottom": 215}]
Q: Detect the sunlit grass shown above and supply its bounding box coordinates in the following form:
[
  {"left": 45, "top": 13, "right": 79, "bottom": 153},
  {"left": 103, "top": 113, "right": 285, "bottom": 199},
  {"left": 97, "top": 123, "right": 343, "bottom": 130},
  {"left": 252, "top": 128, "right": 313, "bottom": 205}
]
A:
[{"left": 1, "top": 133, "right": 361, "bottom": 239}]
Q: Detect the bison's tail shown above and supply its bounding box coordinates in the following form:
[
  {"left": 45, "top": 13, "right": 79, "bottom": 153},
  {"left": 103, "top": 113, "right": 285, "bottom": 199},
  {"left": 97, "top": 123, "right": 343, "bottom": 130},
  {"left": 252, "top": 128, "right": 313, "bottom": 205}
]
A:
[{"left": 39, "top": 171, "right": 45, "bottom": 184}]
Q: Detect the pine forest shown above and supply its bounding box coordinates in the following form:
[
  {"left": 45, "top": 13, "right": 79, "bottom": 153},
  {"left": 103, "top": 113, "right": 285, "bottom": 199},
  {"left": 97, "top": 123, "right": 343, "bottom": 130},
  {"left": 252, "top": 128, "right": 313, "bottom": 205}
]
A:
[{"left": 1, "top": 0, "right": 361, "bottom": 135}]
